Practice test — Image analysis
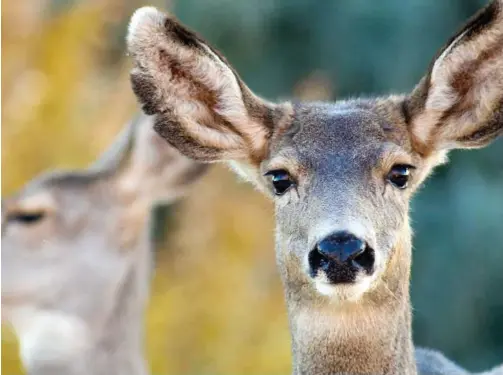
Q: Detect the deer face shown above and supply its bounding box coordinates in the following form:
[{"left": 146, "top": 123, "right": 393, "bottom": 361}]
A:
[
  {"left": 127, "top": 2, "right": 503, "bottom": 304},
  {"left": 2, "top": 173, "right": 122, "bottom": 318},
  {"left": 265, "top": 102, "right": 430, "bottom": 301},
  {"left": 1, "top": 116, "right": 206, "bottom": 366},
  {"left": 1, "top": 171, "right": 133, "bottom": 365}
]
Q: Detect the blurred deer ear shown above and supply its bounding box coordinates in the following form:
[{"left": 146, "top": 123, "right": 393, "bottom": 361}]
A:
[
  {"left": 405, "top": 0, "right": 503, "bottom": 154},
  {"left": 126, "top": 7, "right": 291, "bottom": 165},
  {"left": 113, "top": 113, "right": 208, "bottom": 204}
]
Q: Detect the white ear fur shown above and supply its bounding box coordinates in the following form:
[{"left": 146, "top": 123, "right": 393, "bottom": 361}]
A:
[{"left": 127, "top": 7, "right": 166, "bottom": 48}]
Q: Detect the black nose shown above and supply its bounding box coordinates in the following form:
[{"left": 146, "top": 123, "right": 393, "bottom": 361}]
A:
[{"left": 316, "top": 231, "right": 366, "bottom": 263}]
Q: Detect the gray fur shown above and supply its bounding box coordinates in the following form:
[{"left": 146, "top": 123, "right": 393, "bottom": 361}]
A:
[{"left": 1, "top": 113, "right": 207, "bottom": 375}]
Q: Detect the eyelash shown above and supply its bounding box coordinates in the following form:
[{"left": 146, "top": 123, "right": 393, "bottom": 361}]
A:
[{"left": 6, "top": 211, "right": 46, "bottom": 225}]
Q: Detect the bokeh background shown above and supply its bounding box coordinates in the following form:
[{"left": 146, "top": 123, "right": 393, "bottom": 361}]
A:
[{"left": 2, "top": 0, "right": 503, "bottom": 373}]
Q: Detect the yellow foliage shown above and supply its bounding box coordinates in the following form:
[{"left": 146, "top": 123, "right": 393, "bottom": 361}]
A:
[{"left": 2, "top": 1, "right": 291, "bottom": 374}]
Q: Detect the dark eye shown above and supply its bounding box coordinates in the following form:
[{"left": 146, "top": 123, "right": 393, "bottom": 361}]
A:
[
  {"left": 7, "top": 211, "right": 46, "bottom": 225},
  {"left": 387, "top": 164, "right": 414, "bottom": 189},
  {"left": 264, "top": 169, "right": 295, "bottom": 196}
]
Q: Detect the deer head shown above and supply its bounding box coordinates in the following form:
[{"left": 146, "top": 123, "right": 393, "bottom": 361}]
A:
[
  {"left": 127, "top": 1, "right": 502, "bottom": 302},
  {"left": 1, "top": 114, "right": 207, "bottom": 374},
  {"left": 126, "top": 2, "right": 503, "bottom": 373}
]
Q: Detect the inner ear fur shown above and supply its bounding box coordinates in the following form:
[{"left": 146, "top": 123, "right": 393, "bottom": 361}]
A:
[
  {"left": 127, "top": 7, "right": 291, "bottom": 164},
  {"left": 405, "top": 0, "right": 503, "bottom": 154}
]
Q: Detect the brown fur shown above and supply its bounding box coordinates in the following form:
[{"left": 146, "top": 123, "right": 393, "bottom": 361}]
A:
[{"left": 127, "top": 2, "right": 503, "bottom": 374}]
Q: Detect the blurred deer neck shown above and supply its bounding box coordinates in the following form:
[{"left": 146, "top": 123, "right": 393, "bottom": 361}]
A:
[
  {"left": 94, "top": 237, "right": 152, "bottom": 375},
  {"left": 90, "top": 258, "right": 149, "bottom": 375},
  {"left": 78, "top": 199, "right": 154, "bottom": 375},
  {"left": 29, "top": 240, "right": 151, "bottom": 375}
]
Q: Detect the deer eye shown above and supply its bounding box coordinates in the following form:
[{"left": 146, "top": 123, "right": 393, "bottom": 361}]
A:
[
  {"left": 7, "top": 211, "right": 46, "bottom": 225},
  {"left": 264, "top": 169, "right": 295, "bottom": 196},
  {"left": 387, "top": 164, "right": 414, "bottom": 189}
]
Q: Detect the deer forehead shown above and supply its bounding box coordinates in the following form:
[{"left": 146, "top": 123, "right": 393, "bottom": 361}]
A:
[{"left": 268, "top": 103, "right": 412, "bottom": 172}]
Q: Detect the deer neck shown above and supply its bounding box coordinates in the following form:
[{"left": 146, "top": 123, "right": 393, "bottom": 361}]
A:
[
  {"left": 15, "top": 231, "right": 151, "bottom": 375},
  {"left": 64, "top": 207, "right": 153, "bottom": 375},
  {"left": 86, "top": 238, "right": 150, "bottom": 375},
  {"left": 283, "top": 234, "right": 416, "bottom": 375}
]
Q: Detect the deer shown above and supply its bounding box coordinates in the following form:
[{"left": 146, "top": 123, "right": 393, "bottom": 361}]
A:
[
  {"left": 126, "top": 1, "right": 503, "bottom": 374},
  {"left": 1, "top": 113, "right": 207, "bottom": 375}
]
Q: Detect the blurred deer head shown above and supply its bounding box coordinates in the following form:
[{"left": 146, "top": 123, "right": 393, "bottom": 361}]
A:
[
  {"left": 1, "top": 114, "right": 206, "bottom": 374},
  {"left": 126, "top": 2, "right": 502, "bottom": 374}
]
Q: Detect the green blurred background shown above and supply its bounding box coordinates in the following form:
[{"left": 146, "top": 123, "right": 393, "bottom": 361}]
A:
[{"left": 2, "top": 0, "right": 502, "bottom": 374}]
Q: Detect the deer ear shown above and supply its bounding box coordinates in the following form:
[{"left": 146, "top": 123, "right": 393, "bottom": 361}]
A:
[
  {"left": 405, "top": 0, "right": 503, "bottom": 153},
  {"left": 114, "top": 113, "right": 208, "bottom": 204},
  {"left": 126, "top": 7, "right": 289, "bottom": 165}
]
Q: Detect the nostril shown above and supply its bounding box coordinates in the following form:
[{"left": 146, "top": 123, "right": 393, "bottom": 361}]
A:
[
  {"left": 316, "top": 231, "right": 366, "bottom": 263},
  {"left": 352, "top": 246, "right": 375, "bottom": 272}
]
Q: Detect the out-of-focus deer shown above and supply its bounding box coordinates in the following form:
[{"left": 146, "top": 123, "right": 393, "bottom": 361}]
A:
[
  {"left": 126, "top": 1, "right": 503, "bottom": 374},
  {"left": 1, "top": 114, "right": 207, "bottom": 375}
]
